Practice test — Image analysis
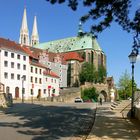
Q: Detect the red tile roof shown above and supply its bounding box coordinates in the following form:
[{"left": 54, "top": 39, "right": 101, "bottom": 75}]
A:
[
  {"left": 0, "top": 38, "right": 28, "bottom": 54},
  {"left": 62, "top": 52, "right": 84, "bottom": 62},
  {"left": 43, "top": 70, "right": 59, "bottom": 78}
]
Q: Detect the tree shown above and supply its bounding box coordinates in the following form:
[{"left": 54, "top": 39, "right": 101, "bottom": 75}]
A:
[
  {"left": 81, "top": 87, "right": 98, "bottom": 101},
  {"left": 118, "top": 70, "right": 137, "bottom": 99},
  {"left": 79, "top": 62, "right": 96, "bottom": 84},
  {"left": 46, "top": 0, "right": 140, "bottom": 36},
  {"left": 98, "top": 66, "right": 107, "bottom": 83}
]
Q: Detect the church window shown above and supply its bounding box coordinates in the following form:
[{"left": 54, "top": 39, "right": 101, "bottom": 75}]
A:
[
  {"left": 98, "top": 54, "right": 101, "bottom": 66},
  {"left": 88, "top": 53, "right": 91, "bottom": 63},
  {"left": 24, "top": 37, "right": 26, "bottom": 44}
]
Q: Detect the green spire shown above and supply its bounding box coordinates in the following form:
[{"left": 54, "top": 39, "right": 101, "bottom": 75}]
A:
[{"left": 78, "top": 21, "right": 83, "bottom": 36}]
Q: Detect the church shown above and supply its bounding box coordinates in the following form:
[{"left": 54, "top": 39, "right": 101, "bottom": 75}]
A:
[{"left": 19, "top": 7, "right": 106, "bottom": 87}]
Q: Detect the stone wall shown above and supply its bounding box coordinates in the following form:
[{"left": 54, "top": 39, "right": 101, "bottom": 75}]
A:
[
  {"left": 0, "top": 93, "right": 13, "bottom": 108},
  {"left": 81, "top": 82, "right": 109, "bottom": 94},
  {"left": 46, "top": 88, "right": 81, "bottom": 103}
]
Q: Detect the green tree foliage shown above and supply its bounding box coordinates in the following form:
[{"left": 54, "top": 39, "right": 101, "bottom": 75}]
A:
[
  {"left": 79, "top": 62, "right": 107, "bottom": 84},
  {"left": 81, "top": 87, "right": 98, "bottom": 101},
  {"left": 118, "top": 70, "right": 137, "bottom": 99},
  {"left": 98, "top": 66, "right": 107, "bottom": 83},
  {"left": 79, "top": 62, "right": 96, "bottom": 84},
  {"left": 46, "top": 0, "right": 140, "bottom": 36}
]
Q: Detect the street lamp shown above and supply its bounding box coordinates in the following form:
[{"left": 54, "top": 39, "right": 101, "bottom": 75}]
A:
[
  {"left": 128, "top": 50, "right": 137, "bottom": 118},
  {"left": 21, "top": 76, "right": 24, "bottom": 103}
]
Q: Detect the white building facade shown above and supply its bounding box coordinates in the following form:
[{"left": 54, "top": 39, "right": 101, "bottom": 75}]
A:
[
  {"left": 0, "top": 41, "right": 30, "bottom": 99},
  {"left": 0, "top": 38, "right": 60, "bottom": 100}
]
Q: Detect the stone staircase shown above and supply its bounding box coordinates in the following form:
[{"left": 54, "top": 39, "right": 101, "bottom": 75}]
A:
[{"left": 110, "top": 100, "right": 131, "bottom": 118}]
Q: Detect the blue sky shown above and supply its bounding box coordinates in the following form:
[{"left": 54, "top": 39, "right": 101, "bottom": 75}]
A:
[{"left": 0, "top": 0, "right": 140, "bottom": 87}]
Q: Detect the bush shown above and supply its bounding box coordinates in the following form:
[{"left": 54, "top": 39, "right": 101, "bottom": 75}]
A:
[{"left": 81, "top": 87, "right": 98, "bottom": 102}]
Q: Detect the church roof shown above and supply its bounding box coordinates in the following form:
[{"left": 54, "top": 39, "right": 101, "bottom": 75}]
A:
[
  {"left": 62, "top": 52, "right": 84, "bottom": 62},
  {"left": 34, "top": 34, "right": 102, "bottom": 53}
]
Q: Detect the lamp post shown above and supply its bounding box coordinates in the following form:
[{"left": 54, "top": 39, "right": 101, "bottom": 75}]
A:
[
  {"left": 128, "top": 50, "right": 137, "bottom": 118},
  {"left": 21, "top": 76, "right": 24, "bottom": 103}
]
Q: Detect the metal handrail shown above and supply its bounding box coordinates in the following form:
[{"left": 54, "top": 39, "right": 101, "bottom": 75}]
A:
[{"left": 120, "top": 97, "right": 140, "bottom": 113}]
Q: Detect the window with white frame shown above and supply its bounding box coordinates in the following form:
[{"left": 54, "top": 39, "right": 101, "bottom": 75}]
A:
[
  {"left": 11, "top": 53, "right": 14, "bottom": 58},
  {"left": 17, "top": 54, "right": 20, "bottom": 59},
  {"left": 44, "top": 89, "right": 46, "bottom": 94},
  {"left": 11, "top": 62, "right": 14, "bottom": 68},
  {"left": 11, "top": 73, "right": 14, "bottom": 79},
  {"left": 31, "top": 67, "right": 33, "bottom": 73},
  {"left": 39, "top": 69, "right": 42, "bottom": 74},
  {"left": 23, "top": 56, "right": 26, "bottom": 61},
  {"left": 35, "top": 77, "right": 37, "bottom": 83},
  {"left": 23, "top": 75, "right": 26, "bottom": 81},
  {"left": 4, "top": 72, "right": 8, "bottom": 79},
  {"left": 39, "top": 78, "right": 42, "bottom": 84},
  {"left": 17, "top": 74, "right": 20, "bottom": 80},
  {"left": 23, "top": 65, "right": 26, "bottom": 70},
  {"left": 35, "top": 68, "right": 38, "bottom": 74},
  {"left": 4, "top": 51, "right": 8, "bottom": 57},
  {"left": 31, "top": 76, "right": 33, "bottom": 83},
  {"left": 17, "top": 63, "right": 20, "bottom": 69},
  {"left": 4, "top": 61, "right": 8, "bottom": 67}
]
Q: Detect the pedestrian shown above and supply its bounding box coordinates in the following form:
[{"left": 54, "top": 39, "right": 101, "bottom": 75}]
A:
[{"left": 99, "top": 97, "right": 102, "bottom": 105}]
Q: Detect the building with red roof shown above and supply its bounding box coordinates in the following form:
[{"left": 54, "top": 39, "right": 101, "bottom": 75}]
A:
[{"left": 0, "top": 37, "right": 60, "bottom": 100}]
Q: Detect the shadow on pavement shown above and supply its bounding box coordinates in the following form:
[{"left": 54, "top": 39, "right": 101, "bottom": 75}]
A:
[
  {"left": 88, "top": 106, "right": 140, "bottom": 139},
  {"left": 0, "top": 102, "right": 95, "bottom": 140}
]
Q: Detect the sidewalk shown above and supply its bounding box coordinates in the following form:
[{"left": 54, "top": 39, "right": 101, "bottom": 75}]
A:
[{"left": 86, "top": 102, "right": 140, "bottom": 140}]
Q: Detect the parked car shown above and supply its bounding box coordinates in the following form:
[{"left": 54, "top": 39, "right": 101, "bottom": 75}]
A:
[{"left": 74, "top": 97, "right": 83, "bottom": 103}]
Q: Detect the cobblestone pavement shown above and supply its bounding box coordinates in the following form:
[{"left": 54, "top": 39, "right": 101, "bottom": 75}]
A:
[
  {"left": 0, "top": 101, "right": 97, "bottom": 140},
  {"left": 86, "top": 101, "right": 140, "bottom": 140}
]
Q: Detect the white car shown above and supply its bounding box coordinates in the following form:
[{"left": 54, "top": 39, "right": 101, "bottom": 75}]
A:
[{"left": 74, "top": 97, "right": 83, "bottom": 103}]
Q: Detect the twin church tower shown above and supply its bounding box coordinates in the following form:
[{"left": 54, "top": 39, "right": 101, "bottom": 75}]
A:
[{"left": 19, "top": 8, "right": 39, "bottom": 46}]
